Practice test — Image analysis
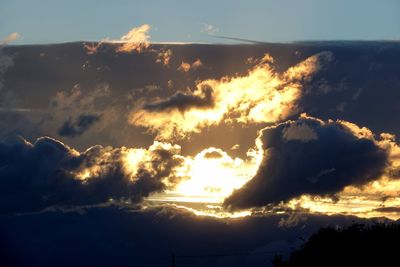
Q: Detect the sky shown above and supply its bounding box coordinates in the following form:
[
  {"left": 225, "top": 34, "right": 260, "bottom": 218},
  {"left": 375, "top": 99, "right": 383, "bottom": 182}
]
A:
[
  {"left": 1, "top": 0, "right": 400, "bottom": 44},
  {"left": 2, "top": 2, "right": 400, "bottom": 266}
]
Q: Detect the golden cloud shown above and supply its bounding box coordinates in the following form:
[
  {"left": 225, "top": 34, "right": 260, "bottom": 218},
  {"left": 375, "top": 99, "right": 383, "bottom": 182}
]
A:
[
  {"left": 83, "top": 24, "right": 151, "bottom": 54},
  {"left": 155, "top": 48, "right": 173, "bottom": 66},
  {"left": 130, "top": 52, "right": 333, "bottom": 140},
  {"left": 116, "top": 24, "right": 151, "bottom": 53},
  {"left": 0, "top": 32, "right": 21, "bottom": 45},
  {"left": 177, "top": 58, "right": 203, "bottom": 72}
]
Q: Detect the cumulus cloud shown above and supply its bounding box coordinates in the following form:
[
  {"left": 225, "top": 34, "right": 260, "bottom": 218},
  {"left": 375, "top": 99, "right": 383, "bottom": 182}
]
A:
[
  {"left": 0, "top": 136, "right": 186, "bottom": 214},
  {"left": 130, "top": 52, "right": 333, "bottom": 140},
  {"left": 83, "top": 24, "right": 151, "bottom": 54},
  {"left": 116, "top": 24, "right": 151, "bottom": 53},
  {"left": 58, "top": 114, "right": 101, "bottom": 138},
  {"left": 224, "top": 115, "right": 389, "bottom": 209}
]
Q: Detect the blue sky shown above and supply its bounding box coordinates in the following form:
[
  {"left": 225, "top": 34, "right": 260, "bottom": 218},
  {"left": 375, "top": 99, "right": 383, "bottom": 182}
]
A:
[{"left": 1, "top": 0, "right": 399, "bottom": 44}]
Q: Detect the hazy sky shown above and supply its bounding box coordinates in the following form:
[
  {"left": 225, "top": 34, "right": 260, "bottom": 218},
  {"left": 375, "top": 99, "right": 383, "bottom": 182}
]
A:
[{"left": 1, "top": 0, "right": 400, "bottom": 44}]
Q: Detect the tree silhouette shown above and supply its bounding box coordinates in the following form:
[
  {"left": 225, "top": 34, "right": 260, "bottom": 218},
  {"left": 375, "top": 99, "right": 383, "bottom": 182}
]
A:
[{"left": 273, "top": 222, "right": 400, "bottom": 267}]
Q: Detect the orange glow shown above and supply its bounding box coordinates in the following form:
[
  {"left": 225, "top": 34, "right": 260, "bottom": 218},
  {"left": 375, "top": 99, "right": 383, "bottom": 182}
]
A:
[
  {"left": 130, "top": 52, "right": 333, "bottom": 140},
  {"left": 170, "top": 147, "right": 259, "bottom": 203}
]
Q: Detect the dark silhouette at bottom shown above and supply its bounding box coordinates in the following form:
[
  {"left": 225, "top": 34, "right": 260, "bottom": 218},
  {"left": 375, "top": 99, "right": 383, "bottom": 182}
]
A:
[{"left": 273, "top": 222, "right": 400, "bottom": 267}]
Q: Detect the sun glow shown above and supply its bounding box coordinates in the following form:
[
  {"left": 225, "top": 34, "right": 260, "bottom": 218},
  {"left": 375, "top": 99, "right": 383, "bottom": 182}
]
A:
[
  {"left": 171, "top": 148, "right": 257, "bottom": 203},
  {"left": 123, "top": 144, "right": 259, "bottom": 217}
]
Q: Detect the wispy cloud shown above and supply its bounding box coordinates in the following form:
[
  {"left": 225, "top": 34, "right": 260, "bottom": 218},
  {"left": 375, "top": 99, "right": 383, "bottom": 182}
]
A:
[
  {"left": 0, "top": 32, "right": 21, "bottom": 45},
  {"left": 201, "top": 23, "right": 219, "bottom": 35}
]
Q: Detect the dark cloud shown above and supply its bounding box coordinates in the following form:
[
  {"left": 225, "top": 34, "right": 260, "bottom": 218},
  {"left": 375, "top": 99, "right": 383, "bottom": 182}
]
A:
[
  {"left": 58, "top": 114, "right": 101, "bottom": 138},
  {"left": 225, "top": 116, "right": 388, "bottom": 209},
  {"left": 0, "top": 136, "right": 184, "bottom": 214},
  {"left": 143, "top": 84, "right": 214, "bottom": 112},
  {"left": 373, "top": 206, "right": 400, "bottom": 213}
]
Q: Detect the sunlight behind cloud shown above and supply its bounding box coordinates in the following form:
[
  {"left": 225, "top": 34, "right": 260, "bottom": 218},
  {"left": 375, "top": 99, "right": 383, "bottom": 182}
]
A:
[
  {"left": 172, "top": 147, "right": 259, "bottom": 203},
  {"left": 130, "top": 52, "right": 333, "bottom": 140}
]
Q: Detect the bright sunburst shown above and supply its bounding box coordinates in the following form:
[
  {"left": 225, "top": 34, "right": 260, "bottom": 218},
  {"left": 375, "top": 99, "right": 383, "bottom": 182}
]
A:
[{"left": 172, "top": 147, "right": 256, "bottom": 203}]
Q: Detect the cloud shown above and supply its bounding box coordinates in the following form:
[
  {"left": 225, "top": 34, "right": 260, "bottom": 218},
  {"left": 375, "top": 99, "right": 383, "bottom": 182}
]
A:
[
  {"left": 58, "top": 114, "right": 101, "bottom": 138},
  {"left": 0, "top": 32, "right": 21, "bottom": 45},
  {"left": 224, "top": 115, "right": 389, "bottom": 209},
  {"left": 83, "top": 24, "right": 151, "bottom": 54},
  {"left": 44, "top": 84, "right": 118, "bottom": 138},
  {"left": 177, "top": 58, "right": 204, "bottom": 72},
  {"left": 0, "top": 33, "right": 21, "bottom": 91},
  {"left": 202, "top": 23, "right": 219, "bottom": 35},
  {"left": 116, "top": 24, "right": 151, "bottom": 53},
  {"left": 373, "top": 206, "right": 400, "bottom": 213},
  {"left": 0, "top": 136, "right": 186, "bottom": 214},
  {"left": 83, "top": 39, "right": 108, "bottom": 55},
  {"left": 142, "top": 84, "right": 214, "bottom": 112},
  {"left": 177, "top": 61, "right": 191, "bottom": 72},
  {"left": 155, "top": 48, "right": 172, "bottom": 66},
  {"left": 130, "top": 52, "right": 333, "bottom": 140},
  {"left": 282, "top": 123, "right": 318, "bottom": 142}
]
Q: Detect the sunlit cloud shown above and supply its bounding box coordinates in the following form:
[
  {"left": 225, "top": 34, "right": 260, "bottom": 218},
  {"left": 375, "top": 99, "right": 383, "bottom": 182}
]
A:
[
  {"left": 83, "top": 24, "right": 151, "bottom": 54},
  {"left": 0, "top": 32, "right": 21, "bottom": 45},
  {"left": 177, "top": 58, "right": 203, "bottom": 72},
  {"left": 169, "top": 147, "right": 260, "bottom": 203},
  {"left": 0, "top": 136, "right": 187, "bottom": 214},
  {"left": 116, "top": 24, "right": 151, "bottom": 53},
  {"left": 2, "top": 113, "right": 400, "bottom": 219},
  {"left": 225, "top": 114, "right": 390, "bottom": 209},
  {"left": 284, "top": 178, "right": 400, "bottom": 220},
  {"left": 83, "top": 39, "right": 108, "bottom": 54},
  {"left": 130, "top": 52, "right": 333, "bottom": 140},
  {"left": 177, "top": 61, "right": 191, "bottom": 72},
  {"left": 155, "top": 48, "right": 172, "bottom": 66}
]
